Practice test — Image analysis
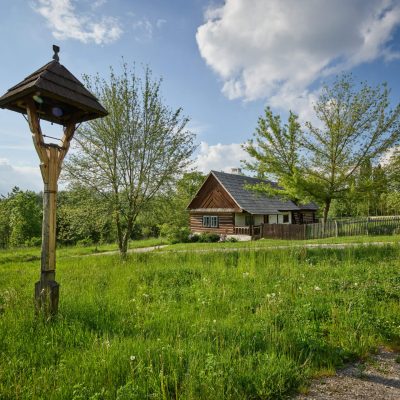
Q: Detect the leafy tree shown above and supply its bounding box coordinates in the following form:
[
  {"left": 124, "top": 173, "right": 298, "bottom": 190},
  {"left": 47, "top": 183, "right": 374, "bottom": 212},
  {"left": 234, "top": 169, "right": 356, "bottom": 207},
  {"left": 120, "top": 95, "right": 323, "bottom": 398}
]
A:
[
  {"left": 0, "top": 187, "right": 42, "bottom": 247},
  {"left": 385, "top": 148, "right": 400, "bottom": 192},
  {"left": 64, "top": 64, "right": 196, "bottom": 256},
  {"left": 245, "top": 75, "right": 400, "bottom": 221},
  {"left": 136, "top": 171, "right": 204, "bottom": 240},
  {"left": 57, "top": 188, "right": 114, "bottom": 246},
  {"left": 0, "top": 196, "right": 11, "bottom": 248},
  {"left": 303, "top": 75, "right": 400, "bottom": 220}
]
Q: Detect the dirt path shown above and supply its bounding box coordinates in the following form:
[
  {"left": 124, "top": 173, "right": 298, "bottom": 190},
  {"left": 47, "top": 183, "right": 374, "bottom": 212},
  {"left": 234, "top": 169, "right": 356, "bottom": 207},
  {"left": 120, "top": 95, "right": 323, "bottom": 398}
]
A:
[{"left": 295, "top": 349, "right": 400, "bottom": 400}]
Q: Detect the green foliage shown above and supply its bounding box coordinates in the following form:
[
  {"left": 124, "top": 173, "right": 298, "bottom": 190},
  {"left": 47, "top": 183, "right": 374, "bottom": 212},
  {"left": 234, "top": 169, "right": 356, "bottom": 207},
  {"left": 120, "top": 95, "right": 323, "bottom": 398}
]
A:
[
  {"left": 24, "top": 237, "right": 41, "bottom": 247},
  {"left": 138, "top": 171, "right": 205, "bottom": 238},
  {"left": 198, "top": 232, "right": 220, "bottom": 242},
  {"left": 244, "top": 107, "right": 306, "bottom": 202},
  {"left": 64, "top": 63, "right": 196, "bottom": 256},
  {"left": 57, "top": 188, "right": 114, "bottom": 246},
  {"left": 0, "top": 246, "right": 399, "bottom": 399},
  {"left": 224, "top": 236, "right": 238, "bottom": 243},
  {"left": 0, "top": 187, "right": 42, "bottom": 248},
  {"left": 159, "top": 223, "right": 190, "bottom": 244},
  {"left": 245, "top": 74, "right": 400, "bottom": 221}
]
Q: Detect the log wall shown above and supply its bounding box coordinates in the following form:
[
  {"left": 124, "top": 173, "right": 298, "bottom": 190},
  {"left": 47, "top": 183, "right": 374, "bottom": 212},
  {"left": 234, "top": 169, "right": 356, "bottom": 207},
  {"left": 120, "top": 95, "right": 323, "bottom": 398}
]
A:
[{"left": 190, "top": 212, "right": 235, "bottom": 234}]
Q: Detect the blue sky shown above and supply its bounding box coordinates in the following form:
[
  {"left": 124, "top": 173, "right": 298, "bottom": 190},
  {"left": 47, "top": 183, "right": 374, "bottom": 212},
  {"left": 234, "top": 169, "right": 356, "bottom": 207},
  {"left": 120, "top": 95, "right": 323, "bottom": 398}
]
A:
[{"left": 1, "top": 0, "right": 400, "bottom": 195}]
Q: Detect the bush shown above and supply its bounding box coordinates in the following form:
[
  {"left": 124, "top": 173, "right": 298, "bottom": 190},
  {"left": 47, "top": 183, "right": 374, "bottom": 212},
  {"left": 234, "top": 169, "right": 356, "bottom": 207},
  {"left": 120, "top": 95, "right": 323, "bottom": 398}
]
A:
[
  {"left": 188, "top": 234, "right": 200, "bottom": 242},
  {"left": 159, "top": 224, "right": 190, "bottom": 244},
  {"left": 76, "top": 238, "right": 94, "bottom": 247},
  {"left": 24, "top": 236, "right": 42, "bottom": 247},
  {"left": 198, "top": 232, "right": 220, "bottom": 243},
  {"left": 225, "top": 236, "right": 238, "bottom": 243}
]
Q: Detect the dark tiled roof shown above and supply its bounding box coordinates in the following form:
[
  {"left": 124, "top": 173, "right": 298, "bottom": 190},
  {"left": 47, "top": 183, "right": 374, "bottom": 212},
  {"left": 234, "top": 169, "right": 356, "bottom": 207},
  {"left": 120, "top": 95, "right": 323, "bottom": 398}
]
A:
[
  {"left": 212, "top": 170, "right": 318, "bottom": 214},
  {"left": 0, "top": 60, "right": 107, "bottom": 124}
]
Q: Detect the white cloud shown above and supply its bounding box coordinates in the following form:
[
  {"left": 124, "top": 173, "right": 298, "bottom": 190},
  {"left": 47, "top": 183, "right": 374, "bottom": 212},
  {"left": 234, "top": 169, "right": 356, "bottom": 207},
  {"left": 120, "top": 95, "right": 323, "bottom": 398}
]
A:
[
  {"left": 91, "top": 0, "right": 107, "bottom": 10},
  {"left": 196, "top": 0, "right": 400, "bottom": 118},
  {"left": 132, "top": 18, "right": 153, "bottom": 41},
  {"left": 132, "top": 17, "right": 167, "bottom": 41},
  {"left": 194, "top": 141, "right": 251, "bottom": 173},
  {"left": 33, "top": 0, "right": 123, "bottom": 44},
  {"left": 0, "top": 159, "right": 42, "bottom": 196},
  {"left": 379, "top": 145, "right": 399, "bottom": 165},
  {"left": 156, "top": 19, "right": 167, "bottom": 29}
]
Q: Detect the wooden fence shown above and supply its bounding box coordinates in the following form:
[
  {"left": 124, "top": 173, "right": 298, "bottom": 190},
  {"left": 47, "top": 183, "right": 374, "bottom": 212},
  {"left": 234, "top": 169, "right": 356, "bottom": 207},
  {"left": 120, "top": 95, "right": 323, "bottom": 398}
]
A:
[
  {"left": 262, "top": 223, "right": 306, "bottom": 240},
  {"left": 260, "top": 216, "right": 400, "bottom": 240}
]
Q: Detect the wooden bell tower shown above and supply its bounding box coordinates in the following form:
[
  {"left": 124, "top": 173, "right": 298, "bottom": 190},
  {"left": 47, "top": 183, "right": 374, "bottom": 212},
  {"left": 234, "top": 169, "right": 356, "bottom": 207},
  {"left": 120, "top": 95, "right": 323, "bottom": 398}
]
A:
[{"left": 0, "top": 46, "right": 108, "bottom": 316}]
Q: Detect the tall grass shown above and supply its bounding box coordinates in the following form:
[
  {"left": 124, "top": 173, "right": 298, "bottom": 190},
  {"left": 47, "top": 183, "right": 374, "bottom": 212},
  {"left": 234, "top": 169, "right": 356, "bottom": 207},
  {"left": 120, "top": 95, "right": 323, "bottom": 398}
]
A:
[{"left": 0, "top": 245, "right": 399, "bottom": 399}]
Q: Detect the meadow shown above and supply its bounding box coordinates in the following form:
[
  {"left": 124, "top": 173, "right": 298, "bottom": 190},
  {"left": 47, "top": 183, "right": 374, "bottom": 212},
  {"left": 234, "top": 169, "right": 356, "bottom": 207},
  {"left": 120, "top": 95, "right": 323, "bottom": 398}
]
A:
[{"left": 0, "top": 243, "right": 399, "bottom": 399}]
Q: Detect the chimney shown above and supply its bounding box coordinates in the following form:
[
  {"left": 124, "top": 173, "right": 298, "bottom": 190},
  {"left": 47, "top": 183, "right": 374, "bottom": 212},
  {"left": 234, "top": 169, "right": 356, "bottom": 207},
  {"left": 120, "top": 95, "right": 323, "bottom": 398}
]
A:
[{"left": 230, "top": 168, "right": 243, "bottom": 175}]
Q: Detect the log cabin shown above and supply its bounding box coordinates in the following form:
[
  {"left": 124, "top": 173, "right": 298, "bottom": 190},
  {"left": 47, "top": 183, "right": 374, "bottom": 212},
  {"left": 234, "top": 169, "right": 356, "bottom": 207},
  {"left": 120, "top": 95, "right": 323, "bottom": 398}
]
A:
[{"left": 187, "top": 170, "right": 318, "bottom": 239}]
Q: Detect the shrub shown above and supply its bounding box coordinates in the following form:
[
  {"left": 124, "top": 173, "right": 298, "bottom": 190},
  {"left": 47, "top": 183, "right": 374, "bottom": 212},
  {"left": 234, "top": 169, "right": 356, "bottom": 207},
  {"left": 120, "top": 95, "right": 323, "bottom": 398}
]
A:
[
  {"left": 159, "top": 224, "right": 190, "bottom": 244},
  {"left": 188, "top": 234, "right": 200, "bottom": 242},
  {"left": 24, "top": 236, "right": 42, "bottom": 247},
  {"left": 198, "top": 232, "right": 220, "bottom": 243},
  {"left": 76, "top": 238, "right": 94, "bottom": 247}
]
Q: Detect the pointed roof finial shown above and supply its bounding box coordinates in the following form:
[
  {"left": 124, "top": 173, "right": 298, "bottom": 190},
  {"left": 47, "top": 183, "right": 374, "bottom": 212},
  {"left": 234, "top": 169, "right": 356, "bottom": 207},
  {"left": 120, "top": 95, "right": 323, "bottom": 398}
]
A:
[{"left": 52, "top": 45, "right": 60, "bottom": 62}]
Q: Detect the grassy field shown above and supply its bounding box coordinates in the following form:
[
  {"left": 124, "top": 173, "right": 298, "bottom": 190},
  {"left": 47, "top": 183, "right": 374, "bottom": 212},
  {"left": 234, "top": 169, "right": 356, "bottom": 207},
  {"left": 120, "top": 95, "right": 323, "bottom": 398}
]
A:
[
  {"left": 0, "top": 237, "right": 167, "bottom": 265},
  {"left": 165, "top": 233, "right": 400, "bottom": 251},
  {"left": 0, "top": 244, "right": 399, "bottom": 399}
]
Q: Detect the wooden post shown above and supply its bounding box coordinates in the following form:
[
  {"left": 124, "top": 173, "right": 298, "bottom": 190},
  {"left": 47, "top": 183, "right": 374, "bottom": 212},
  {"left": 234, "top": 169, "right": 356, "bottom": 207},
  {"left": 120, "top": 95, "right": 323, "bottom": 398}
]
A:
[{"left": 27, "top": 102, "right": 75, "bottom": 317}]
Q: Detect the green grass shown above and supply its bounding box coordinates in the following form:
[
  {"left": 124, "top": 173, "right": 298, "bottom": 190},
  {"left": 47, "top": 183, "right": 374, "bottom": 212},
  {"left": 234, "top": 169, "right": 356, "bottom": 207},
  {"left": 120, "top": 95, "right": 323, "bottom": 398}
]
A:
[
  {"left": 0, "top": 244, "right": 399, "bottom": 399},
  {"left": 166, "top": 233, "right": 400, "bottom": 251},
  {"left": 0, "top": 237, "right": 167, "bottom": 265}
]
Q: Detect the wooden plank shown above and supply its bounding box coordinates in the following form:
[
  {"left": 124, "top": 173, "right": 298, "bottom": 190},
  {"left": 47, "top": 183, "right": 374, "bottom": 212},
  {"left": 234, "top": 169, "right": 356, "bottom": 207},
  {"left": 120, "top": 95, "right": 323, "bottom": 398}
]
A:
[{"left": 188, "top": 175, "right": 240, "bottom": 210}]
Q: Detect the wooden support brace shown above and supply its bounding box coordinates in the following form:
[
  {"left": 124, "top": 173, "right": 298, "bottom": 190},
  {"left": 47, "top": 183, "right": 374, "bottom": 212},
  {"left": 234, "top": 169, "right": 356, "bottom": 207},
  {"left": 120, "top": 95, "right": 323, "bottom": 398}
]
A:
[{"left": 26, "top": 102, "right": 76, "bottom": 317}]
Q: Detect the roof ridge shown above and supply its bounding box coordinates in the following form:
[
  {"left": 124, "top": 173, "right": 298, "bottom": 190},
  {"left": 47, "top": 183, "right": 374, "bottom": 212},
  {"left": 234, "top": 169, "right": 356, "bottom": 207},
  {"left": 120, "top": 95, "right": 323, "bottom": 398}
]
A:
[{"left": 211, "top": 170, "right": 277, "bottom": 185}]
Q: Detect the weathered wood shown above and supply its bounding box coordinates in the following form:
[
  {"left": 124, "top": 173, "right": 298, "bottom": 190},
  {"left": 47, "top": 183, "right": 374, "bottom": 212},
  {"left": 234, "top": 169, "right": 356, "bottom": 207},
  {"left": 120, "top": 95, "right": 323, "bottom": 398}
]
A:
[
  {"left": 262, "top": 224, "right": 306, "bottom": 240},
  {"left": 188, "top": 174, "right": 241, "bottom": 210},
  {"left": 27, "top": 105, "right": 76, "bottom": 316},
  {"left": 190, "top": 212, "right": 235, "bottom": 234}
]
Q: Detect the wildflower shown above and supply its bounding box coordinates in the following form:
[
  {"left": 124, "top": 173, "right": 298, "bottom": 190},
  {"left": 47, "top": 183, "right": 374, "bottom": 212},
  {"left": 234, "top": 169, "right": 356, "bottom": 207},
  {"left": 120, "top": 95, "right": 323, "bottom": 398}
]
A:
[
  {"left": 314, "top": 286, "right": 321, "bottom": 291},
  {"left": 130, "top": 355, "right": 136, "bottom": 361},
  {"left": 213, "top": 319, "right": 216, "bottom": 324}
]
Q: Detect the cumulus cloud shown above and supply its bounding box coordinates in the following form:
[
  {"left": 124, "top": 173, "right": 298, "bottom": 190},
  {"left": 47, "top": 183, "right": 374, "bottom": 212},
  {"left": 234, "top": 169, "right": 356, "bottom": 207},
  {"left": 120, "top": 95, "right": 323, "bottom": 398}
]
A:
[
  {"left": 0, "top": 159, "right": 42, "bottom": 196},
  {"left": 196, "top": 0, "right": 400, "bottom": 117},
  {"left": 194, "top": 141, "right": 251, "bottom": 173},
  {"left": 33, "top": 0, "right": 123, "bottom": 44}
]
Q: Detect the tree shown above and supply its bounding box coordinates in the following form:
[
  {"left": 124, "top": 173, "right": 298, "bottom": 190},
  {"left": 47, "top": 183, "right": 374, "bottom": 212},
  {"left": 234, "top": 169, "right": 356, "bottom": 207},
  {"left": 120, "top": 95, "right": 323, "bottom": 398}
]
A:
[
  {"left": 134, "top": 171, "right": 205, "bottom": 240},
  {"left": 244, "top": 107, "right": 309, "bottom": 202},
  {"left": 64, "top": 64, "right": 196, "bottom": 256},
  {"left": 0, "top": 195, "right": 11, "bottom": 248},
  {"left": 57, "top": 188, "right": 114, "bottom": 246},
  {"left": 0, "top": 187, "right": 42, "bottom": 247},
  {"left": 385, "top": 148, "right": 400, "bottom": 192},
  {"left": 245, "top": 74, "right": 400, "bottom": 221}
]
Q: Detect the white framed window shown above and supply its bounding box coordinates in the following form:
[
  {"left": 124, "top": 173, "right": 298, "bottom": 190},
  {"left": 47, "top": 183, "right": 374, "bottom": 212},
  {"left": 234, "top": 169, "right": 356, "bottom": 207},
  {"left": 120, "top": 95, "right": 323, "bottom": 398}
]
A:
[
  {"left": 202, "top": 215, "right": 219, "bottom": 228},
  {"left": 278, "top": 213, "right": 290, "bottom": 224}
]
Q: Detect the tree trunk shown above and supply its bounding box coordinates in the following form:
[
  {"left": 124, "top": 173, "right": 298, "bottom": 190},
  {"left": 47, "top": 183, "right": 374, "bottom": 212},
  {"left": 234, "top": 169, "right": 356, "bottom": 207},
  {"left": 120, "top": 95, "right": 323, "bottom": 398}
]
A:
[
  {"left": 115, "top": 215, "right": 125, "bottom": 257},
  {"left": 323, "top": 199, "right": 331, "bottom": 223}
]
